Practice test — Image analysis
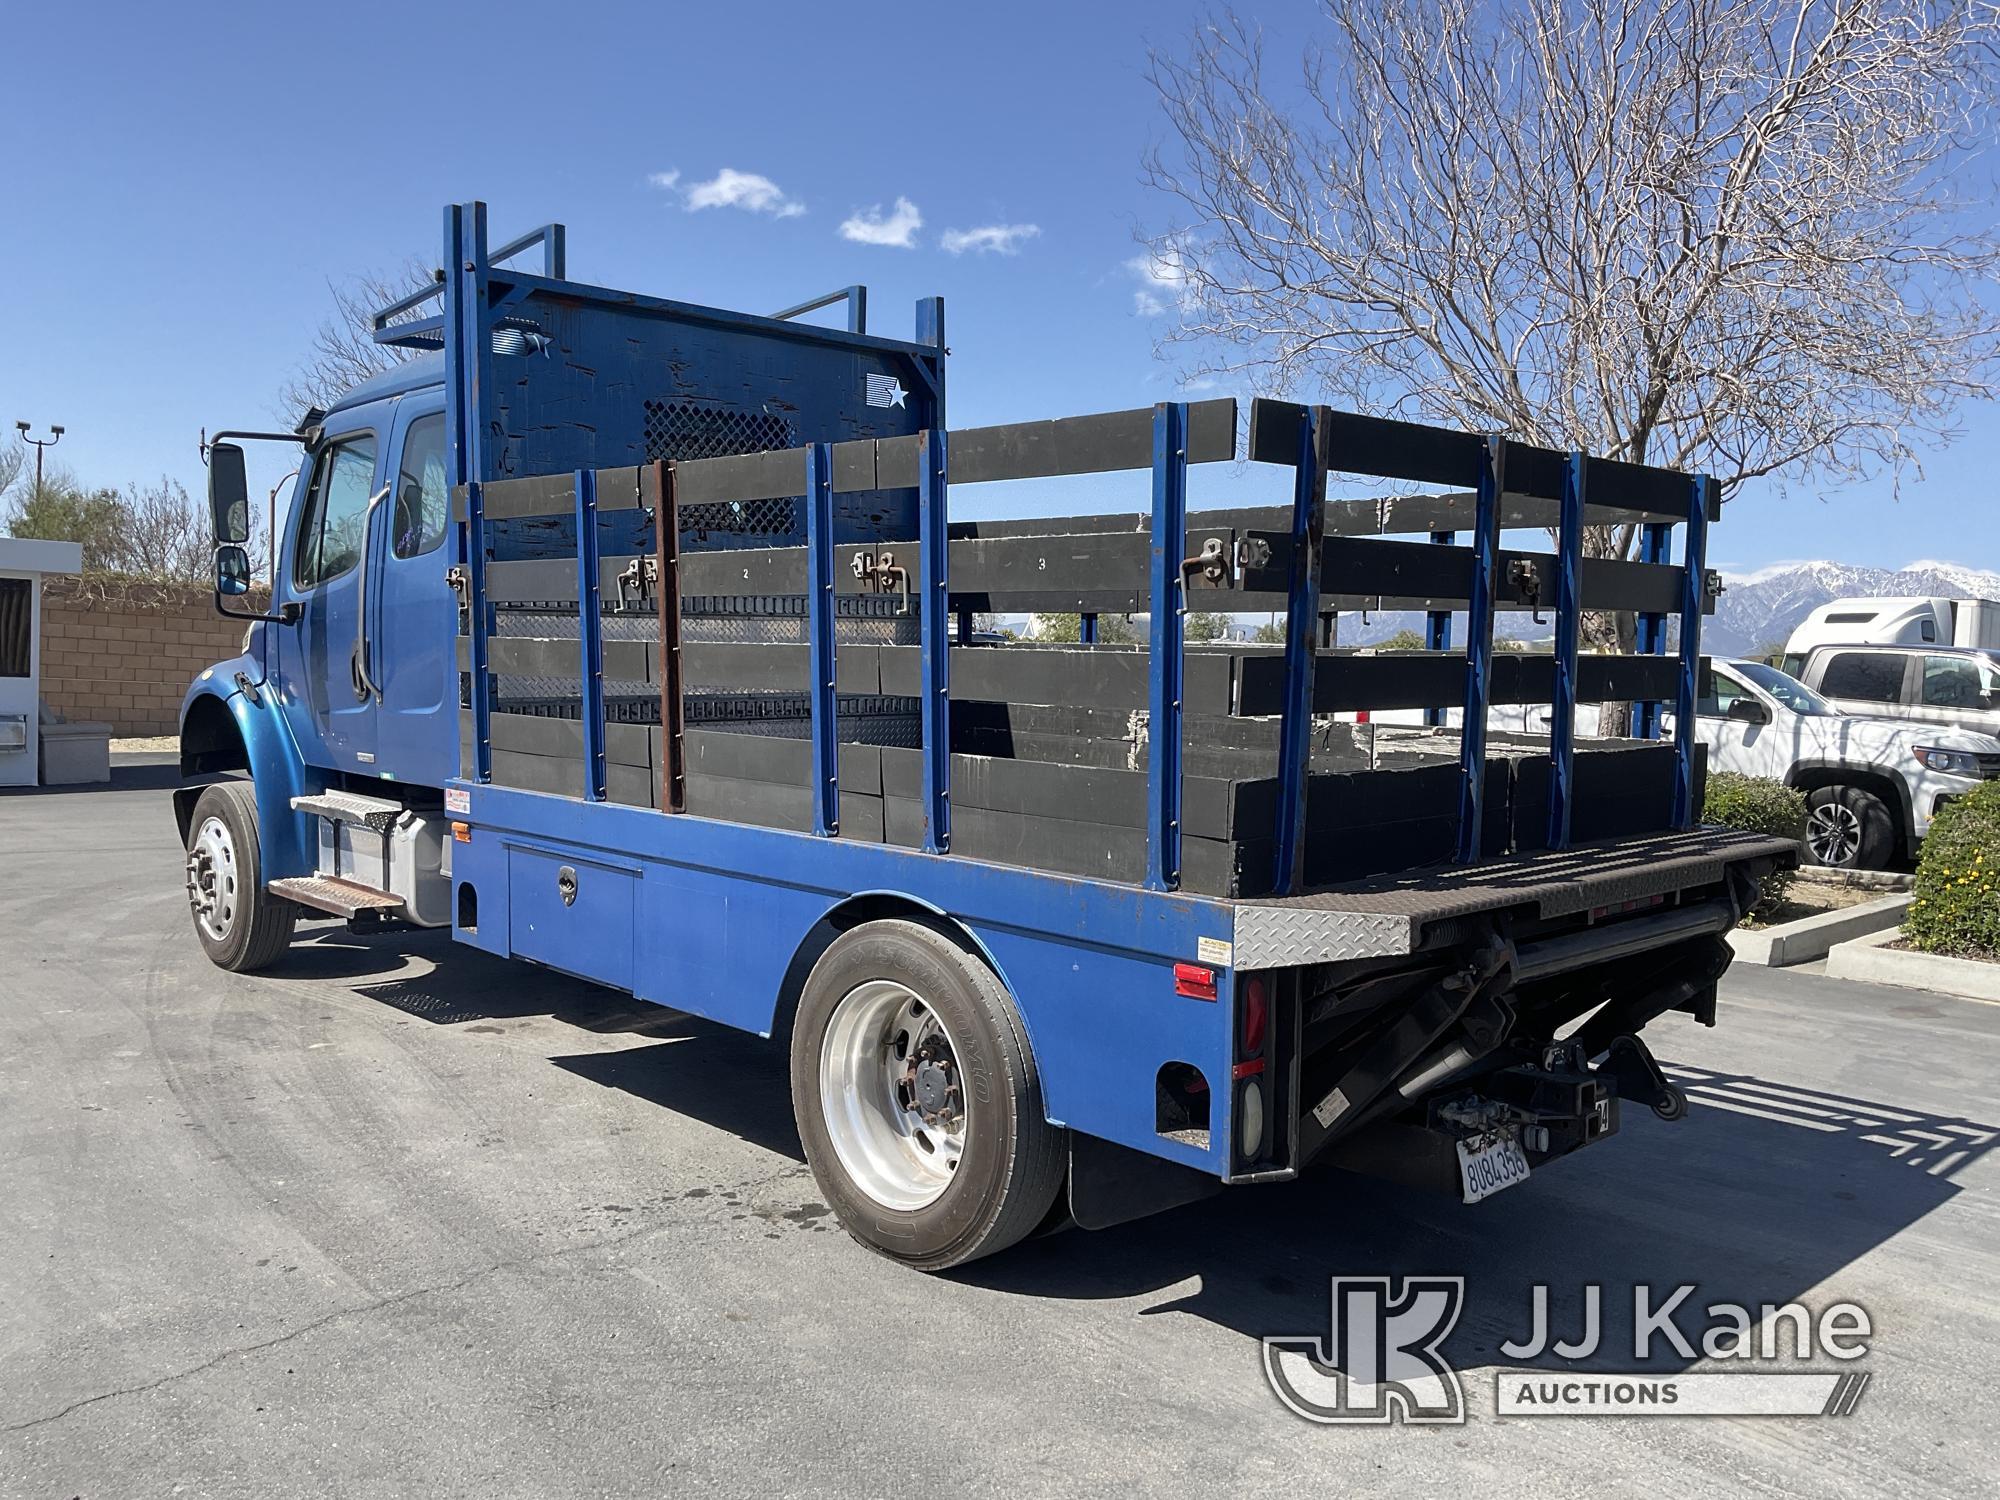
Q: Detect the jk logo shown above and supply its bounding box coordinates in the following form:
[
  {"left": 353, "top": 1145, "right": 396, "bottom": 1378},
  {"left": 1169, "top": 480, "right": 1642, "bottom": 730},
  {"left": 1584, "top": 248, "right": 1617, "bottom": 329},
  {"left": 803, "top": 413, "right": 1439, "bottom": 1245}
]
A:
[{"left": 1264, "top": 1276, "right": 1466, "bottom": 1424}]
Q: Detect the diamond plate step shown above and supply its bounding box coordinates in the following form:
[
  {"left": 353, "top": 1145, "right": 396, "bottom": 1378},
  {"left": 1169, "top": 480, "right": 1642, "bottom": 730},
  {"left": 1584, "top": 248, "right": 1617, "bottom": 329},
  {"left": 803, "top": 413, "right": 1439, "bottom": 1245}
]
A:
[
  {"left": 292, "top": 791, "right": 404, "bottom": 833},
  {"left": 267, "top": 876, "right": 405, "bottom": 919}
]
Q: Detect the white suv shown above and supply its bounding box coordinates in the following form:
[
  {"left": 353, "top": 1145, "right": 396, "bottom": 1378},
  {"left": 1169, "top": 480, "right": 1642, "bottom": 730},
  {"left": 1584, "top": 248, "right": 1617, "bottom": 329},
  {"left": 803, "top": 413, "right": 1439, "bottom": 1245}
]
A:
[{"left": 1676, "top": 659, "right": 2000, "bottom": 869}]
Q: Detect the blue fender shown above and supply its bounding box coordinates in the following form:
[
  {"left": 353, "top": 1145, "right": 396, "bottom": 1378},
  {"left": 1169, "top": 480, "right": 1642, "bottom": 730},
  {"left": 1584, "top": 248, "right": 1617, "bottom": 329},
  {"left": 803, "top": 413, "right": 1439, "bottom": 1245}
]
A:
[{"left": 178, "top": 656, "right": 324, "bottom": 881}]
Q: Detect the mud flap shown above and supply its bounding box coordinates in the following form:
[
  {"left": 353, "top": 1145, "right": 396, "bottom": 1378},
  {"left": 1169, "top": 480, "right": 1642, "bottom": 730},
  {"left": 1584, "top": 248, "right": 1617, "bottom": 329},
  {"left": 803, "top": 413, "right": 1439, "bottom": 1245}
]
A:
[{"left": 1067, "top": 1133, "right": 1223, "bottom": 1231}]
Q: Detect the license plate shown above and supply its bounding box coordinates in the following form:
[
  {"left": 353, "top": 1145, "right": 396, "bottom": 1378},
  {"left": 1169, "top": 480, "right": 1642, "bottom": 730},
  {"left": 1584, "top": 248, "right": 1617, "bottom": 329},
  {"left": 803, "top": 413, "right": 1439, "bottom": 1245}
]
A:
[{"left": 1456, "top": 1132, "right": 1531, "bottom": 1204}]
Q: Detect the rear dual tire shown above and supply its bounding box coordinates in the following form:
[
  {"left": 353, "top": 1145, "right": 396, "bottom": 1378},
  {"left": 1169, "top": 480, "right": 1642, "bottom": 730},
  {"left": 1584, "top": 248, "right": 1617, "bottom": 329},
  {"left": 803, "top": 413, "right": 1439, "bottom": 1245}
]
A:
[{"left": 790, "top": 919, "right": 1065, "bottom": 1271}]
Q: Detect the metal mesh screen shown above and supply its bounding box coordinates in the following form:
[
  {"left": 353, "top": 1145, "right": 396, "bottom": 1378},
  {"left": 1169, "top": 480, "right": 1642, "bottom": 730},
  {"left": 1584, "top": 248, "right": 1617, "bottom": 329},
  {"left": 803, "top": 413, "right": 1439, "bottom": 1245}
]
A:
[
  {"left": 643, "top": 399, "right": 801, "bottom": 539},
  {"left": 494, "top": 597, "right": 919, "bottom": 647}
]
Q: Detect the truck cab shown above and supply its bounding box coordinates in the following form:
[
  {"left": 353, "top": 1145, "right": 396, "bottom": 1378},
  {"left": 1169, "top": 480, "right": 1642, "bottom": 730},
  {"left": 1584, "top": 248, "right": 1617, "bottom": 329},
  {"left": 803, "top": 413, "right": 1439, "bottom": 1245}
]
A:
[{"left": 274, "top": 363, "right": 456, "bottom": 783}]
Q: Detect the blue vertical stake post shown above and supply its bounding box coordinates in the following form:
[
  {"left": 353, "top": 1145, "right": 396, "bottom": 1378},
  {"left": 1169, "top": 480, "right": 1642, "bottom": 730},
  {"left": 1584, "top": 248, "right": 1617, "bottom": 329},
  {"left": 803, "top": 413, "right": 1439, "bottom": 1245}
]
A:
[
  {"left": 1634, "top": 521, "right": 1671, "bottom": 740},
  {"left": 918, "top": 428, "right": 951, "bottom": 853},
  {"left": 804, "top": 444, "right": 839, "bottom": 836},
  {"left": 1146, "top": 403, "right": 1190, "bottom": 892},
  {"left": 1546, "top": 454, "right": 1587, "bottom": 849},
  {"left": 1423, "top": 530, "right": 1455, "bottom": 728},
  {"left": 1455, "top": 437, "right": 1504, "bottom": 863},
  {"left": 1671, "top": 478, "right": 1712, "bottom": 827},
  {"left": 445, "top": 201, "right": 494, "bottom": 784},
  {"left": 1271, "top": 406, "right": 1324, "bottom": 896},
  {"left": 1079, "top": 613, "right": 1099, "bottom": 645},
  {"left": 573, "top": 468, "right": 606, "bottom": 802}
]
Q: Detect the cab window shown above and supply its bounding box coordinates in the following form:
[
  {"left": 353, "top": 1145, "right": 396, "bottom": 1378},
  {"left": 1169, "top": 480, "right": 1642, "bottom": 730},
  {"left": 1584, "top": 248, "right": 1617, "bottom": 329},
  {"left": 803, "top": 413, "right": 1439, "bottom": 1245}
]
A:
[
  {"left": 1696, "top": 671, "right": 1747, "bottom": 718},
  {"left": 392, "top": 414, "right": 448, "bottom": 559},
  {"left": 1818, "top": 651, "right": 1905, "bottom": 704},
  {"left": 294, "top": 435, "right": 380, "bottom": 589}
]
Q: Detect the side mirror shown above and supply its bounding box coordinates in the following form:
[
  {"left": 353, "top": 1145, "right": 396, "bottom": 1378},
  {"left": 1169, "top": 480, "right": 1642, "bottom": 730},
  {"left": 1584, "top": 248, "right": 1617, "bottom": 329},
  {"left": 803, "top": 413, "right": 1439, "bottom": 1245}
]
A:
[
  {"left": 208, "top": 442, "right": 250, "bottom": 543},
  {"left": 1727, "top": 697, "right": 1771, "bottom": 725},
  {"left": 215, "top": 543, "right": 252, "bottom": 597}
]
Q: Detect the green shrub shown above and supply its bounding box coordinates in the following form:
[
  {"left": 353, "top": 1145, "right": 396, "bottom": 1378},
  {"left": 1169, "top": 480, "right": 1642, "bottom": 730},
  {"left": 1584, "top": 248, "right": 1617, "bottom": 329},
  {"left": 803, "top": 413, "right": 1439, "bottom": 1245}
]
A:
[
  {"left": 1702, "top": 772, "right": 1807, "bottom": 919},
  {"left": 1905, "top": 780, "right": 2000, "bottom": 960}
]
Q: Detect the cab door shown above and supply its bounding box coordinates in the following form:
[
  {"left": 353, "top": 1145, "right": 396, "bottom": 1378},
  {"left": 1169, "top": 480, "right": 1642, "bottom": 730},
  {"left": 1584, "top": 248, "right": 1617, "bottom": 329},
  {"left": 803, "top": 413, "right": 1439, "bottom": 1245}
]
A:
[
  {"left": 367, "top": 397, "right": 459, "bottom": 787},
  {"left": 280, "top": 410, "right": 389, "bottom": 773}
]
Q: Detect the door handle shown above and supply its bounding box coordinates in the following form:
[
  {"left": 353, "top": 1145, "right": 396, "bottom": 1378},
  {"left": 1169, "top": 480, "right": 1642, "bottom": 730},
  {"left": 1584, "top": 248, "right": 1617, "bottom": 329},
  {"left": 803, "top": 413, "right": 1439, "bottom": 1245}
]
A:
[{"left": 352, "top": 483, "right": 392, "bottom": 702}]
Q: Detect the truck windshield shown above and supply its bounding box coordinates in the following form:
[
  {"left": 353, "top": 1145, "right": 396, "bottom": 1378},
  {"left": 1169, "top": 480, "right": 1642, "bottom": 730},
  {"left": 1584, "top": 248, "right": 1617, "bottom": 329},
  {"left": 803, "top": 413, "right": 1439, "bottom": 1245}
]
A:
[{"left": 1734, "top": 660, "right": 1837, "bottom": 715}]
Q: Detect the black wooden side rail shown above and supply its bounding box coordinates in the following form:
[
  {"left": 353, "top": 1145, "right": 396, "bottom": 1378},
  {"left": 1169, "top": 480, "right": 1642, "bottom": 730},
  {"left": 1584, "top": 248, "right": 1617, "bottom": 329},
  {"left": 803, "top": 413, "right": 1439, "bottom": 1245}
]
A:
[{"left": 452, "top": 392, "right": 1713, "bottom": 895}]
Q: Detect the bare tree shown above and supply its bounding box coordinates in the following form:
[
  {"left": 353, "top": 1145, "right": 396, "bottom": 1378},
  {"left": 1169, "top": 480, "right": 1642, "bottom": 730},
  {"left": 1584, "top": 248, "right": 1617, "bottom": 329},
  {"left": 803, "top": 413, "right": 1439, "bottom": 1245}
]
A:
[
  {"left": 1145, "top": 1, "right": 2000, "bottom": 727},
  {"left": 278, "top": 258, "right": 439, "bottom": 428},
  {"left": 112, "top": 477, "right": 216, "bottom": 582},
  {"left": 0, "top": 438, "right": 24, "bottom": 504}
]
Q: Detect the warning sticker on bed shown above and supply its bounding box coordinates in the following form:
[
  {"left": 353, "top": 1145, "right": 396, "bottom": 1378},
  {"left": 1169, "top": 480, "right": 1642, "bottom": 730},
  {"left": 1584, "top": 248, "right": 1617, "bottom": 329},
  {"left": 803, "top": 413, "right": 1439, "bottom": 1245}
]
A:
[
  {"left": 1197, "top": 936, "right": 1233, "bottom": 968},
  {"left": 445, "top": 787, "right": 471, "bottom": 815}
]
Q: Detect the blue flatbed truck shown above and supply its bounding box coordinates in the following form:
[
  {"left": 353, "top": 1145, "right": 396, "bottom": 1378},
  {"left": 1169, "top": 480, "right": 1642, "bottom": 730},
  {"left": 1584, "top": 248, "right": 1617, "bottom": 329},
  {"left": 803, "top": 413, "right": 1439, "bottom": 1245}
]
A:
[{"left": 179, "top": 202, "right": 1794, "bottom": 1269}]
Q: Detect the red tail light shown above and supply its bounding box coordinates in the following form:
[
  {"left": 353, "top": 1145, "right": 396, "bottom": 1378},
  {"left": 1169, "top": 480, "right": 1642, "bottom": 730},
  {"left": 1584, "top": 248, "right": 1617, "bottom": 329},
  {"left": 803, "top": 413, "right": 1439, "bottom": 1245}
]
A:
[{"left": 1241, "top": 974, "right": 1269, "bottom": 1053}]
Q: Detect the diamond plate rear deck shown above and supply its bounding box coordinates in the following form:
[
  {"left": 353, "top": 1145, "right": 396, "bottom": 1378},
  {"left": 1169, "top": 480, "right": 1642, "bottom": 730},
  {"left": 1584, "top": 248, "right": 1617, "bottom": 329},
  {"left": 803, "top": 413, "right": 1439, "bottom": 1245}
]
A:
[{"left": 1229, "top": 827, "right": 1797, "bottom": 967}]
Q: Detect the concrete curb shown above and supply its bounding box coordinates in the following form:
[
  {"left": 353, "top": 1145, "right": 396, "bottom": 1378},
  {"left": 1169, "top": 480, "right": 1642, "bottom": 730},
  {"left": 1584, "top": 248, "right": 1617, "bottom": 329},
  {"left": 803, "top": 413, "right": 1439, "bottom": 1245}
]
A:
[
  {"left": 1803, "top": 868, "right": 1915, "bottom": 893},
  {"left": 1728, "top": 893, "right": 1913, "bottom": 968},
  {"left": 1825, "top": 927, "right": 2000, "bottom": 1003}
]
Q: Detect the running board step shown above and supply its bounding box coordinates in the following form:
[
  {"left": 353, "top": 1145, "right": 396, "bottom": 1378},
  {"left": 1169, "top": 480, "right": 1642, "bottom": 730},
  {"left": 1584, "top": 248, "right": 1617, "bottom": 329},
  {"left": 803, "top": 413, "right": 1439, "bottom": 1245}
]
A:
[
  {"left": 291, "top": 790, "right": 404, "bottom": 833},
  {"left": 268, "top": 876, "right": 406, "bottom": 919}
]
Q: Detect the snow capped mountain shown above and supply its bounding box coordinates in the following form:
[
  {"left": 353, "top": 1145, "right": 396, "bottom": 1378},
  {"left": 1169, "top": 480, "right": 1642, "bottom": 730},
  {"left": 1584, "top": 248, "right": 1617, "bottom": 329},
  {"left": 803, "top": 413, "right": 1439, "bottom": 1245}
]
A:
[
  {"left": 1707, "top": 560, "right": 2000, "bottom": 656},
  {"left": 1329, "top": 558, "right": 2000, "bottom": 654}
]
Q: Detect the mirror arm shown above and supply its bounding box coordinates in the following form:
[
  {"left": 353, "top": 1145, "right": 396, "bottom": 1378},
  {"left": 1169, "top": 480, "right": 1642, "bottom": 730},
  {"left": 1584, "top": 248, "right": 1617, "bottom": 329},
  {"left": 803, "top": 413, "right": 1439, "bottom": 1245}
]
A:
[
  {"left": 203, "top": 428, "right": 311, "bottom": 458},
  {"left": 213, "top": 593, "right": 301, "bottom": 627}
]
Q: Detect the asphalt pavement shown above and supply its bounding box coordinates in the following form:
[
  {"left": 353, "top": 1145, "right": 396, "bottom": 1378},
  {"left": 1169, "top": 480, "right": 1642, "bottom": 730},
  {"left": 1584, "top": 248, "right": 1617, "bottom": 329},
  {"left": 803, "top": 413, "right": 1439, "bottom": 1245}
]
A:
[{"left": 3, "top": 759, "right": 1996, "bottom": 1498}]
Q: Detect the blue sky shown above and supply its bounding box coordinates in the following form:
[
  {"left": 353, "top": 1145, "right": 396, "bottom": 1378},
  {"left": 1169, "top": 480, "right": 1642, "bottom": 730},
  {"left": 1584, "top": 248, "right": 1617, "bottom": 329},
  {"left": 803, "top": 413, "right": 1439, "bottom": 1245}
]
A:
[{"left": 2, "top": 0, "right": 1995, "bottom": 576}]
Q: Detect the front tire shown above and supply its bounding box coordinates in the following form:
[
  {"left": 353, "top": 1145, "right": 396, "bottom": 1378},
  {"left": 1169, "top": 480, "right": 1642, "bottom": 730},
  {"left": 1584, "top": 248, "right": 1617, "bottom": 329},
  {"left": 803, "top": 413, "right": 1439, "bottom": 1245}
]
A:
[
  {"left": 790, "top": 919, "right": 1065, "bottom": 1270},
  {"left": 1804, "top": 785, "right": 1896, "bottom": 870},
  {"left": 183, "top": 780, "right": 296, "bottom": 972}
]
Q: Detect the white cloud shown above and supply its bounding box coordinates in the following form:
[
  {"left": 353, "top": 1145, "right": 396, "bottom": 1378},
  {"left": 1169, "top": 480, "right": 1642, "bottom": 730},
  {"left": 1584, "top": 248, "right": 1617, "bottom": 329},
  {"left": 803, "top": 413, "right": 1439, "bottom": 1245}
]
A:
[
  {"left": 941, "top": 222, "right": 1041, "bottom": 256},
  {"left": 646, "top": 169, "right": 681, "bottom": 191},
  {"left": 1128, "top": 244, "right": 1194, "bottom": 316},
  {"left": 840, "top": 196, "right": 923, "bottom": 248},
  {"left": 681, "top": 168, "right": 805, "bottom": 218}
]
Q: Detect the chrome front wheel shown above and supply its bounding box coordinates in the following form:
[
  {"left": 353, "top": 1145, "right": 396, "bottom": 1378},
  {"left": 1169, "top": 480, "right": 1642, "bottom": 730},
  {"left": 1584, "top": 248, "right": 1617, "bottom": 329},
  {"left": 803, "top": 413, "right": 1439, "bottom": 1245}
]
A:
[{"left": 186, "top": 814, "right": 240, "bottom": 942}]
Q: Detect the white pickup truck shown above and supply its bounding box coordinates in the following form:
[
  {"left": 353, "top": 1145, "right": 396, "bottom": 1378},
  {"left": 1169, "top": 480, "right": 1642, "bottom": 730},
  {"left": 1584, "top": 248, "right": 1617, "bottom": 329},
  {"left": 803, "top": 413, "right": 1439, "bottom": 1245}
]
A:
[{"left": 1675, "top": 659, "right": 2000, "bottom": 869}]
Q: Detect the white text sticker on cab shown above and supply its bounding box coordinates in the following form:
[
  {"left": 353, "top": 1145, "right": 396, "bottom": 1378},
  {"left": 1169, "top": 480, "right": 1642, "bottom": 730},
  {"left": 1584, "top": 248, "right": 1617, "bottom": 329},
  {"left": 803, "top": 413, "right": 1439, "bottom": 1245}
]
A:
[
  {"left": 1197, "top": 936, "right": 1233, "bottom": 968},
  {"left": 445, "top": 787, "right": 471, "bottom": 815}
]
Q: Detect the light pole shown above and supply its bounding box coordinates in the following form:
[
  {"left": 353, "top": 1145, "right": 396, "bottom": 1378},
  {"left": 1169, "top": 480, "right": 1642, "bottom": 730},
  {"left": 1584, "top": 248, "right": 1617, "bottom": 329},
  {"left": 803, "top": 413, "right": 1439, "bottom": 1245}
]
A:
[{"left": 14, "top": 421, "right": 64, "bottom": 496}]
